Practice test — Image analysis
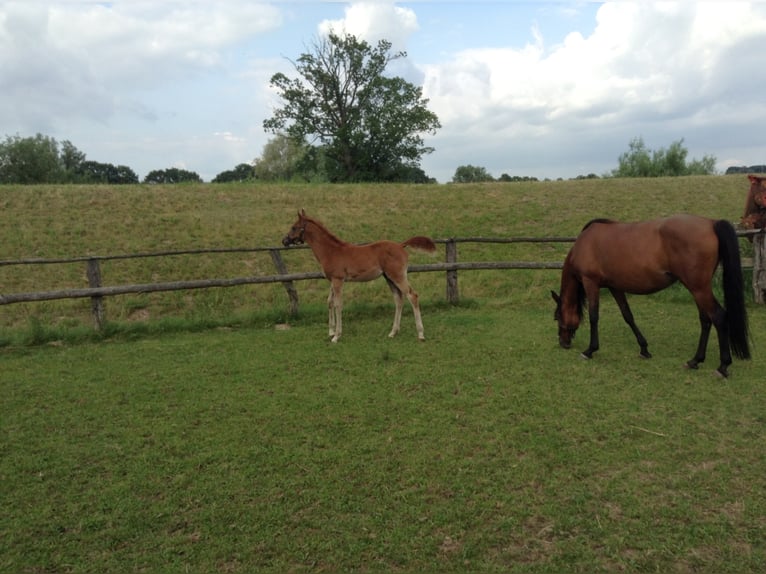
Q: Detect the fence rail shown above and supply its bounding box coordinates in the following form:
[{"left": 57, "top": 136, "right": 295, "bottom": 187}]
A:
[{"left": 2, "top": 231, "right": 765, "bottom": 330}]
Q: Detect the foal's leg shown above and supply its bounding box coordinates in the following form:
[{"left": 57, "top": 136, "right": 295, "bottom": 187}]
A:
[
  {"left": 609, "top": 289, "right": 651, "bottom": 358},
  {"left": 384, "top": 275, "right": 404, "bottom": 338},
  {"left": 327, "top": 287, "right": 338, "bottom": 338},
  {"left": 388, "top": 274, "right": 425, "bottom": 341},
  {"left": 329, "top": 278, "right": 344, "bottom": 343},
  {"left": 408, "top": 285, "right": 425, "bottom": 341}
]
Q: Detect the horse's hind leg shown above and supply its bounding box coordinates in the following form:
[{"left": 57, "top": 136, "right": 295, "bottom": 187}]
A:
[
  {"left": 408, "top": 286, "right": 425, "bottom": 341},
  {"left": 384, "top": 275, "right": 404, "bottom": 338},
  {"left": 689, "top": 298, "right": 732, "bottom": 377},
  {"left": 387, "top": 274, "right": 425, "bottom": 341},
  {"left": 609, "top": 289, "right": 651, "bottom": 358}
]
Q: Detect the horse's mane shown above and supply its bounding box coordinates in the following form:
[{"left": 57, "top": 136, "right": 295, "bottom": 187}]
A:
[
  {"left": 581, "top": 218, "right": 617, "bottom": 231},
  {"left": 303, "top": 215, "right": 348, "bottom": 246}
]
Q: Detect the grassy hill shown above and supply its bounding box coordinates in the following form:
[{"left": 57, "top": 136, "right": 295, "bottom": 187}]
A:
[{"left": 0, "top": 176, "right": 754, "bottom": 337}]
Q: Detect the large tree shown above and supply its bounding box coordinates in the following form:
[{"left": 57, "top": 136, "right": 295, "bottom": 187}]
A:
[{"left": 263, "top": 33, "right": 440, "bottom": 182}]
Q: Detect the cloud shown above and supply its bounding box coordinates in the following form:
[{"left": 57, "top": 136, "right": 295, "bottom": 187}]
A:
[
  {"left": 0, "top": 1, "right": 282, "bottom": 132},
  {"left": 417, "top": 2, "right": 766, "bottom": 179},
  {"left": 318, "top": 1, "right": 418, "bottom": 51}
]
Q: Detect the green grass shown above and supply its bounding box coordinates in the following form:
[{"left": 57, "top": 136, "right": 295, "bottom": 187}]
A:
[
  {"left": 2, "top": 177, "right": 765, "bottom": 572},
  {"left": 2, "top": 299, "right": 765, "bottom": 573}
]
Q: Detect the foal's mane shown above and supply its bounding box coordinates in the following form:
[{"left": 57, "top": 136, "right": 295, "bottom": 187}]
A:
[
  {"left": 581, "top": 217, "right": 617, "bottom": 231},
  {"left": 303, "top": 215, "right": 348, "bottom": 246}
]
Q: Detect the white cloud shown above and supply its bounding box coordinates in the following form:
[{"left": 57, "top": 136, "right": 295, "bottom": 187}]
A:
[
  {"left": 319, "top": 1, "right": 418, "bottom": 51},
  {"left": 0, "top": 2, "right": 282, "bottom": 129},
  {"left": 418, "top": 2, "right": 766, "bottom": 179}
]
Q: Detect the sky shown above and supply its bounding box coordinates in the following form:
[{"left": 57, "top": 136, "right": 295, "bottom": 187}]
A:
[{"left": 2, "top": 1, "right": 766, "bottom": 183}]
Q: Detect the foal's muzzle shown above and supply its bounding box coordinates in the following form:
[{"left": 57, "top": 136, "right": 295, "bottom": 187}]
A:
[{"left": 282, "top": 235, "right": 302, "bottom": 247}]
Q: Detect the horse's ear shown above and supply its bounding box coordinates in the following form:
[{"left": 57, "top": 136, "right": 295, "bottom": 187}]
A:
[
  {"left": 299, "top": 208, "right": 306, "bottom": 217},
  {"left": 551, "top": 291, "right": 561, "bottom": 304},
  {"left": 749, "top": 175, "right": 757, "bottom": 184}
]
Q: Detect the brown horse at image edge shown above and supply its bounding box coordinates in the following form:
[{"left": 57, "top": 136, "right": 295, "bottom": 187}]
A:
[
  {"left": 551, "top": 214, "right": 750, "bottom": 377},
  {"left": 283, "top": 210, "right": 436, "bottom": 342}
]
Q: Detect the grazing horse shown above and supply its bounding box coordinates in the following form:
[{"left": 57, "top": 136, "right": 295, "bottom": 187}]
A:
[
  {"left": 551, "top": 214, "right": 750, "bottom": 377},
  {"left": 282, "top": 210, "right": 436, "bottom": 342},
  {"left": 741, "top": 174, "right": 766, "bottom": 232}
]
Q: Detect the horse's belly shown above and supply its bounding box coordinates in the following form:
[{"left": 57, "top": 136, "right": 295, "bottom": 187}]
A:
[
  {"left": 345, "top": 267, "right": 383, "bottom": 281},
  {"left": 608, "top": 270, "right": 676, "bottom": 294}
]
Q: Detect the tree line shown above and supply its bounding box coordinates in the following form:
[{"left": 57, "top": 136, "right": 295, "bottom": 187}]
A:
[{"left": 0, "top": 133, "right": 204, "bottom": 185}]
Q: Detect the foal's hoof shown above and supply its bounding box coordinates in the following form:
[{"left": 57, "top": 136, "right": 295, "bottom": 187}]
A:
[
  {"left": 579, "top": 353, "right": 592, "bottom": 360},
  {"left": 714, "top": 368, "right": 729, "bottom": 379},
  {"left": 640, "top": 350, "right": 652, "bottom": 359},
  {"left": 685, "top": 360, "right": 699, "bottom": 370}
]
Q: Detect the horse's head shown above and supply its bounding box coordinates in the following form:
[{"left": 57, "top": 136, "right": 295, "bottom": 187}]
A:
[
  {"left": 748, "top": 175, "right": 766, "bottom": 208},
  {"left": 551, "top": 290, "right": 580, "bottom": 349},
  {"left": 282, "top": 209, "right": 308, "bottom": 246}
]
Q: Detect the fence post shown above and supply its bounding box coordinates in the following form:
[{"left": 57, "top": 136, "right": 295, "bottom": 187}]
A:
[
  {"left": 86, "top": 258, "right": 105, "bottom": 330},
  {"left": 752, "top": 232, "right": 766, "bottom": 304},
  {"left": 445, "top": 239, "right": 459, "bottom": 304},
  {"left": 270, "top": 249, "right": 299, "bottom": 316}
]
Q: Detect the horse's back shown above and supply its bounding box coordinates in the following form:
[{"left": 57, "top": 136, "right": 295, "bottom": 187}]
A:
[{"left": 570, "top": 214, "right": 718, "bottom": 293}]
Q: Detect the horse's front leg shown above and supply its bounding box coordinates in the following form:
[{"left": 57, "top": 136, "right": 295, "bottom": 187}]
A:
[
  {"left": 327, "top": 287, "right": 336, "bottom": 338},
  {"left": 581, "top": 286, "right": 600, "bottom": 359},
  {"left": 329, "top": 279, "right": 344, "bottom": 343},
  {"left": 609, "top": 288, "right": 651, "bottom": 358}
]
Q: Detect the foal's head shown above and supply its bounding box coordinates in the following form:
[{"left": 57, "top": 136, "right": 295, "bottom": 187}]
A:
[{"left": 282, "top": 209, "right": 308, "bottom": 246}]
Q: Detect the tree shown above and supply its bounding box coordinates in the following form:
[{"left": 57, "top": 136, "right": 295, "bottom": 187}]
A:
[
  {"left": 612, "top": 137, "right": 716, "bottom": 177},
  {"left": 144, "top": 168, "right": 203, "bottom": 184},
  {"left": 452, "top": 165, "right": 494, "bottom": 183},
  {"left": 0, "top": 133, "right": 63, "bottom": 183},
  {"left": 76, "top": 160, "right": 138, "bottom": 184},
  {"left": 253, "top": 134, "right": 310, "bottom": 181},
  {"left": 212, "top": 163, "right": 256, "bottom": 183},
  {"left": 60, "top": 140, "right": 86, "bottom": 180},
  {"left": 263, "top": 32, "right": 440, "bottom": 182}
]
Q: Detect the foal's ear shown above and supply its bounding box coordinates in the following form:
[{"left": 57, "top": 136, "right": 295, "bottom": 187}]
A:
[
  {"left": 551, "top": 291, "right": 561, "bottom": 304},
  {"left": 299, "top": 208, "right": 306, "bottom": 217}
]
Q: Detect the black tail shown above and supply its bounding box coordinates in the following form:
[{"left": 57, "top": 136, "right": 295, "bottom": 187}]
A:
[{"left": 714, "top": 219, "right": 751, "bottom": 360}]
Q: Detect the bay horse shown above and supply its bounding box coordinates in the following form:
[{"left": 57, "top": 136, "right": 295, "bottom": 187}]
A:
[
  {"left": 282, "top": 210, "right": 436, "bottom": 342},
  {"left": 551, "top": 214, "right": 750, "bottom": 377},
  {"left": 741, "top": 174, "right": 766, "bottom": 231}
]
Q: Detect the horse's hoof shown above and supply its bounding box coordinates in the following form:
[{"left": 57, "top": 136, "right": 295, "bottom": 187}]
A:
[
  {"left": 715, "top": 368, "right": 729, "bottom": 379},
  {"left": 685, "top": 361, "right": 699, "bottom": 370},
  {"left": 640, "top": 351, "right": 652, "bottom": 359},
  {"left": 579, "top": 353, "right": 591, "bottom": 360}
]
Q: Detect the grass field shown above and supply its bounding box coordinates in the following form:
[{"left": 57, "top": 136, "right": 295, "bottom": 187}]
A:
[{"left": 2, "top": 177, "right": 765, "bottom": 572}]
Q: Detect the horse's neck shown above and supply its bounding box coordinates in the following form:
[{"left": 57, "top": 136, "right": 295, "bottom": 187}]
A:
[
  {"left": 560, "top": 262, "right": 581, "bottom": 305},
  {"left": 304, "top": 220, "right": 347, "bottom": 254}
]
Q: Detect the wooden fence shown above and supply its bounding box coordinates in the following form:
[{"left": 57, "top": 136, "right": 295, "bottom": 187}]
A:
[{"left": 2, "top": 231, "right": 765, "bottom": 330}]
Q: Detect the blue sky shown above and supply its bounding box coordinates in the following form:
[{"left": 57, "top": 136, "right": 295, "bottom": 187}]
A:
[{"left": 1, "top": 1, "right": 765, "bottom": 183}]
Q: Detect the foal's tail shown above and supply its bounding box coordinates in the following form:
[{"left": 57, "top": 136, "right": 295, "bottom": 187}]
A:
[
  {"left": 402, "top": 236, "right": 437, "bottom": 253},
  {"left": 715, "top": 219, "right": 751, "bottom": 360}
]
